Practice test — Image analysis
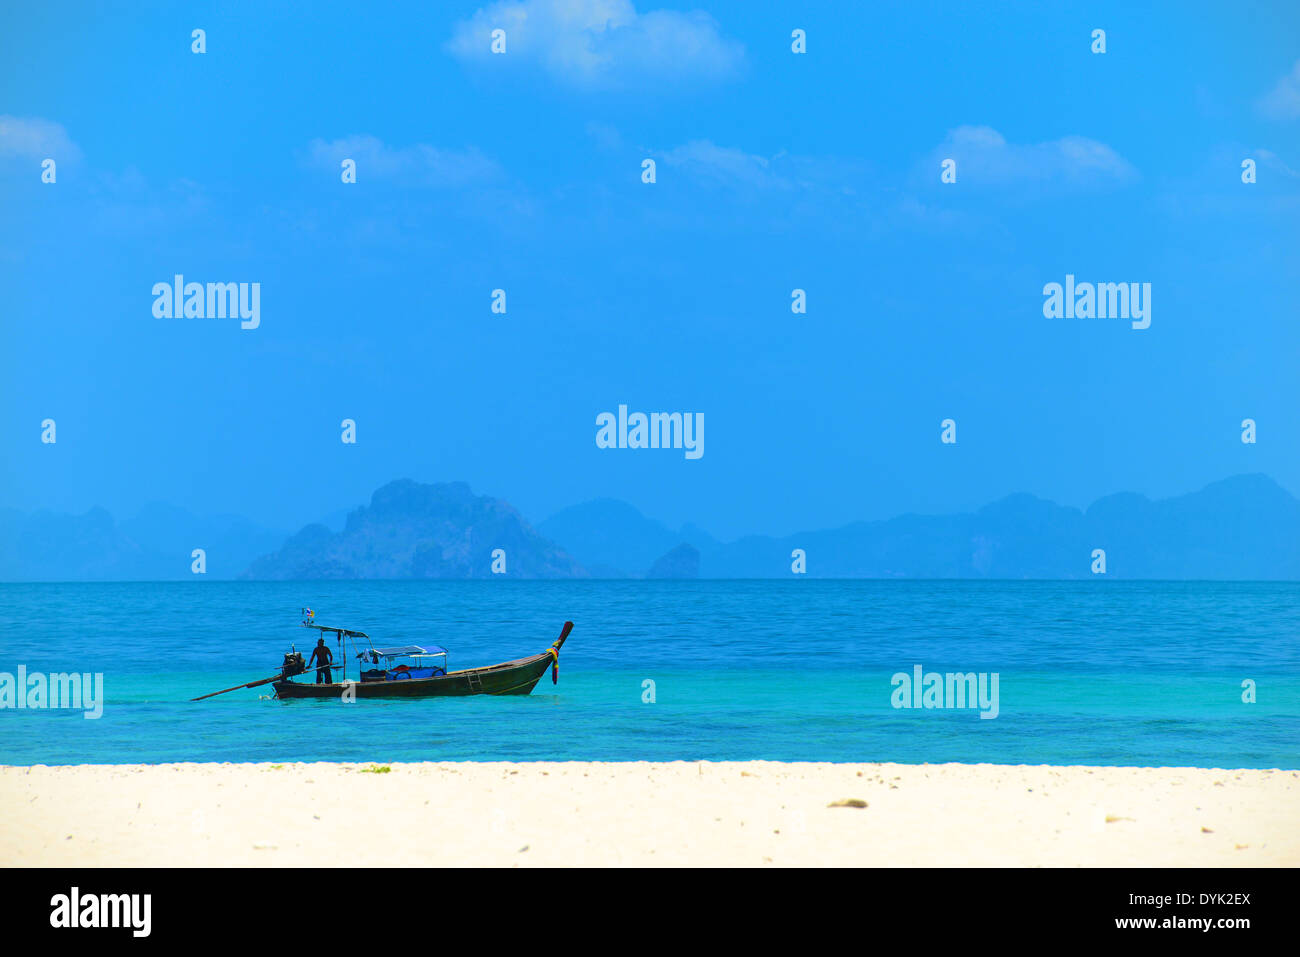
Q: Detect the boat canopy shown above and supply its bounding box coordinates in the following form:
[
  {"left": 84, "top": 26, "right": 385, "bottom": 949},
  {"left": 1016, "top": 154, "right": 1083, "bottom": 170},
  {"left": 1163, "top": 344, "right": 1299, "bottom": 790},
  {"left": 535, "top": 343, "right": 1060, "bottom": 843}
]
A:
[{"left": 373, "top": 644, "right": 447, "bottom": 657}]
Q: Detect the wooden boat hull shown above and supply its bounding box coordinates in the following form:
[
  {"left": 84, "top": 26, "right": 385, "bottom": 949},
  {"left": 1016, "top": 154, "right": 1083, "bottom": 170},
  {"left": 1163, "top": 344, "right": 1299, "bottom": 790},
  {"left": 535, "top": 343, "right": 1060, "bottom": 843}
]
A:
[{"left": 272, "top": 623, "right": 570, "bottom": 700}]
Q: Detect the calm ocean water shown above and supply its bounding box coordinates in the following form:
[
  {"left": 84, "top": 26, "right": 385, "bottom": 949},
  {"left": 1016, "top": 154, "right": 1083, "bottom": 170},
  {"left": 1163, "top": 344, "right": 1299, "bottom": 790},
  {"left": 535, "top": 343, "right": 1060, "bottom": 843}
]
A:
[{"left": 0, "top": 580, "right": 1296, "bottom": 768}]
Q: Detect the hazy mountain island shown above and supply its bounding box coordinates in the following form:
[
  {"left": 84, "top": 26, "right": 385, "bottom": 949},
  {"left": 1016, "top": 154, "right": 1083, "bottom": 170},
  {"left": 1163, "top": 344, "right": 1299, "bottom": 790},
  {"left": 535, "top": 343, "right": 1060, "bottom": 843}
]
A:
[
  {"left": 529, "top": 474, "right": 1300, "bottom": 581},
  {"left": 646, "top": 543, "right": 702, "bottom": 579},
  {"left": 241, "top": 480, "right": 585, "bottom": 580},
  {"left": 0, "top": 503, "right": 284, "bottom": 581},
  {"left": 1, "top": 474, "right": 1295, "bottom": 581},
  {"left": 536, "top": 497, "right": 717, "bottom": 577},
  {"left": 688, "top": 474, "right": 1298, "bottom": 580}
]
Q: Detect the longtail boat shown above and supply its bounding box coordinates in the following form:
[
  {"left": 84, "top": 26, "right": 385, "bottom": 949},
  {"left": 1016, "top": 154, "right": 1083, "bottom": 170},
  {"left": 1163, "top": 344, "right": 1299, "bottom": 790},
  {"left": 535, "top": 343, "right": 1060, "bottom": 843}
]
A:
[{"left": 192, "top": 613, "right": 573, "bottom": 702}]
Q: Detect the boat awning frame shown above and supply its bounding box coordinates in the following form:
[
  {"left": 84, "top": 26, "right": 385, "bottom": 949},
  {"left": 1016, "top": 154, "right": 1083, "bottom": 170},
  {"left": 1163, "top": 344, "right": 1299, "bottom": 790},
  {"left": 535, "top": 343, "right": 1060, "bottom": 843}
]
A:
[{"left": 373, "top": 645, "right": 448, "bottom": 657}]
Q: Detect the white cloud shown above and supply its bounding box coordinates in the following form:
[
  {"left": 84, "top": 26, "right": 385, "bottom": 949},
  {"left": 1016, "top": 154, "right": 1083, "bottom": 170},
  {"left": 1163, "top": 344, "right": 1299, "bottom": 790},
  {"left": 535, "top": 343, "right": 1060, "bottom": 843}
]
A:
[
  {"left": 1259, "top": 60, "right": 1300, "bottom": 120},
  {"left": 0, "top": 115, "right": 81, "bottom": 162},
  {"left": 446, "top": 0, "right": 743, "bottom": 88},
  {"left": 659, "top": 140, "right": 787, "bottom": 189},
  {"left": 934, "top": 126, "right": 1137, "bottom": 186},
  {"left": 654, "top": 140, "right": 872, "bottom": 196},
  {"left": 304, "top": 136, "right": 502, "bottom": 187},
  {"left": 1256, "top": 149, "right": 1298, "bottom": 178}
]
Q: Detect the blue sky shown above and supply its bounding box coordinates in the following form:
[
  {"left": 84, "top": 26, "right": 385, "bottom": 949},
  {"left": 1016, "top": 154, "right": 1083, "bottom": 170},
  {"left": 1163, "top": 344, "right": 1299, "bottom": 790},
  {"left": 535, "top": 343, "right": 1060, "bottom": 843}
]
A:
[{"left": 2, "top": 0, "right": 1298, "bottom": 539}]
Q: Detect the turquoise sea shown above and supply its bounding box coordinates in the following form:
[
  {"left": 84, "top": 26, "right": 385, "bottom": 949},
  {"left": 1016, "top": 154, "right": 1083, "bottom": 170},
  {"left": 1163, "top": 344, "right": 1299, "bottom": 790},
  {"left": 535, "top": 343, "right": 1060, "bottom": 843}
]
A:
[{"left": 0, "top": 580, "right": 1296, "bottom": 768}]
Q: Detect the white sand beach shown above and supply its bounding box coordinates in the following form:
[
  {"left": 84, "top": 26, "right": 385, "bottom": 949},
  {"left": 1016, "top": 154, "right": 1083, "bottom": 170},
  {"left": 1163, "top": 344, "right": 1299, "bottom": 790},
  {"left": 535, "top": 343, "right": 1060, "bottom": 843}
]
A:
[{"left": 2, "top": 761, "right": 1296, "bottom": 867}]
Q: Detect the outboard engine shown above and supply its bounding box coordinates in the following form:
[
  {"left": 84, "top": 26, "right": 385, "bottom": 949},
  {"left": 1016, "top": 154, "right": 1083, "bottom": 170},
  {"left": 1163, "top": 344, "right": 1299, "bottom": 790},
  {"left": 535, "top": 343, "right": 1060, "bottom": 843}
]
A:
[{"left": 281, "top": 650, "right": 306, "bottom": 678}]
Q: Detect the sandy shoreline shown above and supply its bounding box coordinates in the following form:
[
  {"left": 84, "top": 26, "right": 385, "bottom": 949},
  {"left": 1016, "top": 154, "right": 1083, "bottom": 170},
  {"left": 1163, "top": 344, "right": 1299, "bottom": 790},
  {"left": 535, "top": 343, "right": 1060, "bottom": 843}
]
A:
[{"left": 2, "top": 761, "right": 1296, "bottom": 867}]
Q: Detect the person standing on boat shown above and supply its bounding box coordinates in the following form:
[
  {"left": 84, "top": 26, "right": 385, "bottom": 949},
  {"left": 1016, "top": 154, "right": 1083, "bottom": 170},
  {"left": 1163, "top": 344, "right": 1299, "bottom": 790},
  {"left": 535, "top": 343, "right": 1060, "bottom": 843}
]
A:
[{"left": 307, "top": 638, "right": 334, "bottom": 684}]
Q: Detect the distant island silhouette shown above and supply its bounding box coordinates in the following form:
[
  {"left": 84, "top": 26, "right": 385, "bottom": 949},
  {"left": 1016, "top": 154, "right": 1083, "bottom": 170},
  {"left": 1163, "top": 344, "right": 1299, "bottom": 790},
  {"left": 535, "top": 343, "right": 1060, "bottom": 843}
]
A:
[{"left": 1, "top": 474, "right": 1296, "bottom": 581}]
